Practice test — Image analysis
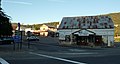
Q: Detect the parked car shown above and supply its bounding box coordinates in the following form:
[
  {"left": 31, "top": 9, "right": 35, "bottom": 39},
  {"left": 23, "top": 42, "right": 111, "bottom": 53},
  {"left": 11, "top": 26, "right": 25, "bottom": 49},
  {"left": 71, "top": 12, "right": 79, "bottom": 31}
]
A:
[
  {"left": 27, "top": 36, "right": 39, "bottom": 41},
  {"left": 0, "top": 36, "right": 14, "bottom": 44}
]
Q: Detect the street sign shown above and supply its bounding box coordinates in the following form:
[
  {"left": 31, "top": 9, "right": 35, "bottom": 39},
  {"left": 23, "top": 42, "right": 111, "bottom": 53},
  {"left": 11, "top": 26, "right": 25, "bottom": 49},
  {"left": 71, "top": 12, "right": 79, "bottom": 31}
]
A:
[
  {"left": 15, "top": 30, "right": 21, "bottom": 36},
  {"left": 13, "top": 35, "right": 21, "bottom": 43}
]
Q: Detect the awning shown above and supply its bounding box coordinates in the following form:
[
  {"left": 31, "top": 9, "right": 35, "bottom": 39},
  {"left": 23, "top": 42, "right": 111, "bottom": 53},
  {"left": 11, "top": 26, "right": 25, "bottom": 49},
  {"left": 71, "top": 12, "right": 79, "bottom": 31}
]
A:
[{"left": 72, "top": 29, "right": 96, "bottom": 36}]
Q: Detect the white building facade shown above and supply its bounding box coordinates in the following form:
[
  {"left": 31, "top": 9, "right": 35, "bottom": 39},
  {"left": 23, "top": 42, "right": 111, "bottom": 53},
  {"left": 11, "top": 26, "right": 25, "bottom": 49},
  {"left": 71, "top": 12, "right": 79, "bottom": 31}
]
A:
[
  {"left": 58, "top": 15, "right": 114, "bottom": 46},
  {"left": 40, "top": 24, "right": 57, "bottom": 36}
]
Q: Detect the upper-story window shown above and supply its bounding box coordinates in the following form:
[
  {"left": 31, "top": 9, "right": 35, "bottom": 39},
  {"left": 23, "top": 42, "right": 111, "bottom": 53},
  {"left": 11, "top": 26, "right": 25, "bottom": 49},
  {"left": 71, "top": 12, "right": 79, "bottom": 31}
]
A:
[{"left": 43, "top": 28, "right": 45, "bottom": 30}]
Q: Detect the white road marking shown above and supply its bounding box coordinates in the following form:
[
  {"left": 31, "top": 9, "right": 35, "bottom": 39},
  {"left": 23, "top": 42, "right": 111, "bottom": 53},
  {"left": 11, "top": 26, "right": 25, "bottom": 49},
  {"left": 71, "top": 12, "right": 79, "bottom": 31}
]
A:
[
  {"left": 69, "top": 49, "right": 86, "bottom": 52},
  {"left": 29, "top": 52, "right": 86, "bottom": 64},
  {"left": 58, "top": 52, "right": 96, "bottom": 55},
  {"left": 0, "top": 58, "right": 9, "bottom": 64}
]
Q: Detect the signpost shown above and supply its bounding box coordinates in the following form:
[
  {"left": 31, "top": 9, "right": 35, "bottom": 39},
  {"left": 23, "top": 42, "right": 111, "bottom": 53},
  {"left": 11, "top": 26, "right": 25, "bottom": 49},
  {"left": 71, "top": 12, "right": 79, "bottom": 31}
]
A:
[
  {"left": 26, "top": 31, "right": 32, "bottom": 48},
  {"left": 13, "top": 34, "right": 21, "bottom": 50},
  {"left": 18, "top": 22, "right": 20, "bottom": 31},
  {"left": 13, "top": 22, "right": 22, "bottom": 50}
]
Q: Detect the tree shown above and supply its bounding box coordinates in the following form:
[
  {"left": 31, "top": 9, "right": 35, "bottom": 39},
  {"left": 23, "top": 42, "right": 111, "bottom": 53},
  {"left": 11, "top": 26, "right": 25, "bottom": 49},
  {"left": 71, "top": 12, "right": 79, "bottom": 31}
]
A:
[
  {"left": 0, "top": 0, "right": 13, "bottom": 36},
  {"left": 0, "top": 0, "right": 2, "bottom": 10}
]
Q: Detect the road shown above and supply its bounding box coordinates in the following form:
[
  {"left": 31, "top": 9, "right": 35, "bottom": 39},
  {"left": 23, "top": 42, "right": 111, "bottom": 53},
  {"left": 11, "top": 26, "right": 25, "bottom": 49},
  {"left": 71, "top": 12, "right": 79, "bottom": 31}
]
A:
[{"left": 0, "top": 37, "right": 120, "bottom": 64}]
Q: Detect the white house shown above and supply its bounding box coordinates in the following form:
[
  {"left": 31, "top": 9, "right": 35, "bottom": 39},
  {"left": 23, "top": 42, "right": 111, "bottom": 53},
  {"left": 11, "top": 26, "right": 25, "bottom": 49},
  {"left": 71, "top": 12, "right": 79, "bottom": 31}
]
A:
[
  {"left": 40, "top": 24, "right": 57, "bottom": 36},
  {"left": 58, "top": 15, "right": 114, "bottom": 46}
]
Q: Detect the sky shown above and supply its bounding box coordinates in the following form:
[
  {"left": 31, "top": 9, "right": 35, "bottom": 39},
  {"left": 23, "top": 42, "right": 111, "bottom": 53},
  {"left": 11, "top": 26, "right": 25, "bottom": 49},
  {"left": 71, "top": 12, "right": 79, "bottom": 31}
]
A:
[{"left": 1, "top": 0, "right": 120, "bottom": 25}]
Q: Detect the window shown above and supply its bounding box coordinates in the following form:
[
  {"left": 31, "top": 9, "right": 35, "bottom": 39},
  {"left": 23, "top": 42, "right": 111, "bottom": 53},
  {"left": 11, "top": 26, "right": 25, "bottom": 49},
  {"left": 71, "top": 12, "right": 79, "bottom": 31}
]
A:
[{"left": 43, "top": 28, "right": 45, "bottom": 30}]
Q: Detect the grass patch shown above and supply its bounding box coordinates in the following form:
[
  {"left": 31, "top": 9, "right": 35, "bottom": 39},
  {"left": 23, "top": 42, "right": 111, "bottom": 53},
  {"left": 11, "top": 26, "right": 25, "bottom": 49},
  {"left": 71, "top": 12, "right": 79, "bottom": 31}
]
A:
[{"left": 114, "top": 38, "right": 120, "bottom": 42}]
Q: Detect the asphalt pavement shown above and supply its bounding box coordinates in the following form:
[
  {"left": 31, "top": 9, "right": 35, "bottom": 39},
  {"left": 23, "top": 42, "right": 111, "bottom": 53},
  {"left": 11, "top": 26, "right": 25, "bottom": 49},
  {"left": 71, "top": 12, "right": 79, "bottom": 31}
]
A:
[{"left": 0, "top": 36, "right": 120, "bottom": 64}]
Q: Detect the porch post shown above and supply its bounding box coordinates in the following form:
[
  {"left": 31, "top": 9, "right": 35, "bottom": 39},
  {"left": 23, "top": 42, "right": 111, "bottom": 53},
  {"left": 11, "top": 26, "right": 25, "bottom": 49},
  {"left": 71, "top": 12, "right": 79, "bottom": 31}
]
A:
[
  {"left": 93, "top": 33, "right": 96, "bottom": 46},
  {"left": 70, "top": 32, "right": 73, "bottom": 44},
  {"left": 107, "top": 32, "right": 111, "bottom": 46}
]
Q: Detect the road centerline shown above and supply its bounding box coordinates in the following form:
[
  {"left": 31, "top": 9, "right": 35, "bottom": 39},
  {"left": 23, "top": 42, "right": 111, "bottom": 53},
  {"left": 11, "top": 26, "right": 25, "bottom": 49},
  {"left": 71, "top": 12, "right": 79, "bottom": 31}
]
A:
[{"left": 29, "top": 52, "right": 86, "bottom": 64}]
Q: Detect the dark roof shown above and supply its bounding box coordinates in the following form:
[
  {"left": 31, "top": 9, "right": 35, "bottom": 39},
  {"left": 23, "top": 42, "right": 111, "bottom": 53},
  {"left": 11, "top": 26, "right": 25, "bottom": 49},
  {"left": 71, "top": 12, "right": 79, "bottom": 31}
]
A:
[
  {"left": 44, "top": 24, "right": 56, "bottom": 28},
  {"left": 58, "top": 15, "right": 114, "bottom": 29},
  {"left": 12, "top": 25, "right": 17, "bottom": 30}
]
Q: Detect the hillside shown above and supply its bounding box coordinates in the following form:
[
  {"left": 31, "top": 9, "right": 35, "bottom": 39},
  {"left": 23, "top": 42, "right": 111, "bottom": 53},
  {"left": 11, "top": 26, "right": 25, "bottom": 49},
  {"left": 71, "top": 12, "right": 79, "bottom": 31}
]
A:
[
  {"left": 12, "top": 12, "right": 120, "bottom": 35},
  {"left": 108, "top": 12, "right": 120, "bottom": 24},
  {"left": 107, "top": 12, "right": 120, "bottom": 36},
  {"left": 12, "top": 22, "right": 59, "bottom": 30}
]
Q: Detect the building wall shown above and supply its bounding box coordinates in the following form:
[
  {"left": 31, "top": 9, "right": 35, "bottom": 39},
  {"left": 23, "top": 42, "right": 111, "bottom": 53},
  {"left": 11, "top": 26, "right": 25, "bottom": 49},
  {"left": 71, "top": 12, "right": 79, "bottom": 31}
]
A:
[
  {"left": 58, "top": 15, "right": 114, "bottom": 46},
  {"left": 58, "top": 29, "right": 114, "bottom": 46},
  {"left": 40, "top": 25, "right": 49, "bottom": 32},
  {"left": 40, "top": 24, "right": 57, "bottom": 36},
  {"left": 40, "top": 32, "right": 48, "bottom": 36},
  {"left": 48, "top": 28, "right": 57, "bottom": 32}
]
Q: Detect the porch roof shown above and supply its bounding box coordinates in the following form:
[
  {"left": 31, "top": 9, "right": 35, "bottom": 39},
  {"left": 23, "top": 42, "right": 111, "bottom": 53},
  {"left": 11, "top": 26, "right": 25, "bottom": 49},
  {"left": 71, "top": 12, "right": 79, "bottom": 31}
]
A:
[{"left": 72, "top": 29, "right": 96, "bottom": 36}]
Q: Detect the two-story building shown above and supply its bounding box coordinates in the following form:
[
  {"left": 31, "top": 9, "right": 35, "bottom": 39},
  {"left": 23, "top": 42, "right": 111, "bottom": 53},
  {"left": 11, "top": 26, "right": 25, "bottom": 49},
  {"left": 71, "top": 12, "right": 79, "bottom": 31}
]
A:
[{"left": 40, "top": 24, "right": 57, "bottom": 36}]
